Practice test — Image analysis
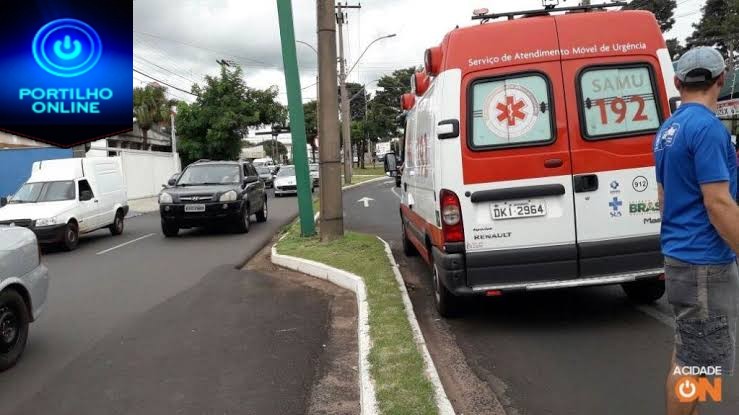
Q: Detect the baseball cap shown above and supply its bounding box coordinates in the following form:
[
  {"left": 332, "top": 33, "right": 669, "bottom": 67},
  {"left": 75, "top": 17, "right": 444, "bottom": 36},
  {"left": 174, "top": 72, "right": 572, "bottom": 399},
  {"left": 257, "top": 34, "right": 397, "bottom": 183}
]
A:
[{"left": 675, "top": 47, "right": 726, "bottom": 83}]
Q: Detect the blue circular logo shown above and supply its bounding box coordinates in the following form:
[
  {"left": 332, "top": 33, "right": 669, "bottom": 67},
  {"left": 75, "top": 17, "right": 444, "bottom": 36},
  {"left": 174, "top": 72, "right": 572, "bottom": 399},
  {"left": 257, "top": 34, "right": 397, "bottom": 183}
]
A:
[{"left": 32, "top": 18, "right": 102, "bottom": 78}]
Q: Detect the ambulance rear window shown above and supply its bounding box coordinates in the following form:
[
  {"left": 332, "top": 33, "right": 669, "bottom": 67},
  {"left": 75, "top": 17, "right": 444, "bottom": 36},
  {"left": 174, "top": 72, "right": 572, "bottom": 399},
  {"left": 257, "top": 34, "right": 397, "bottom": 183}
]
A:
[
  {"left": 579, "top": 65, "right": 661, "bottom": 139},
  {"left": 469, "top": 73, "right": 554, "bottom": 149}
]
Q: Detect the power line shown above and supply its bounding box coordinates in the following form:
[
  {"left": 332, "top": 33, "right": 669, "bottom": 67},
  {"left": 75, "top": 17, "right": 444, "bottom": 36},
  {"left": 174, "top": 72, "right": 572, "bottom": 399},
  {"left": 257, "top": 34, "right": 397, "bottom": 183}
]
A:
[
  {"left": 134, "top": 30, "right": 276, "bottom": 68},
  {"left": 135, "top": 54, "right": 198, "bottom": 85},
  {"left": 133, "top": 68, "right": 198, "bottom": 97}
]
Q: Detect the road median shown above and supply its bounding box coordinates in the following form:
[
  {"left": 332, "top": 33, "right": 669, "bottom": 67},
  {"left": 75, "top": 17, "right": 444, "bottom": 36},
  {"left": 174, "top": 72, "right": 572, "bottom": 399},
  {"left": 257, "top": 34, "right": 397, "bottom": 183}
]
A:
[{"left": 272, "top": 177, "right": 454, "bottom": 414}]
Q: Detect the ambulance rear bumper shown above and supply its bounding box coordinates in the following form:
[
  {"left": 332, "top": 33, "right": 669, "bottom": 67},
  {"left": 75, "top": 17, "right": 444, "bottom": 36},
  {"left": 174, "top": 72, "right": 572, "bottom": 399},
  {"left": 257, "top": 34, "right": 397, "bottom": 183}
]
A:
[{"left": 432, "top": 240, "right": 664, "bottom": 295}]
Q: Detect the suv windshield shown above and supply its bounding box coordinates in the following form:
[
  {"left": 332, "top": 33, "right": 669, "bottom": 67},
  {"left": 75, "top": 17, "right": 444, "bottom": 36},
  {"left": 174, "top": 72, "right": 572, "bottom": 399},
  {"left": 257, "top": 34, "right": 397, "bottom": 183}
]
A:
[
  {"left": 277, "top": 166, "right": 295, "bottom": 177},
  {"left": 256, "top": 167, "right": 271, "bottom": 175},
  {"left": 11, "top": 181, "right": 75, "bottom": 203},
  {"left": 177, "top": 164, "right": 241, "bottom": 186}
]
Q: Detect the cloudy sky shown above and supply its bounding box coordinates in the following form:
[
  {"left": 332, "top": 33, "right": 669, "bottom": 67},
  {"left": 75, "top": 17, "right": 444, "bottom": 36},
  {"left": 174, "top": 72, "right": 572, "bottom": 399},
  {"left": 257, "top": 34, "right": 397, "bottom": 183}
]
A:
[{"left": 133, "top": 0, "right": 706, "bottom": 104}]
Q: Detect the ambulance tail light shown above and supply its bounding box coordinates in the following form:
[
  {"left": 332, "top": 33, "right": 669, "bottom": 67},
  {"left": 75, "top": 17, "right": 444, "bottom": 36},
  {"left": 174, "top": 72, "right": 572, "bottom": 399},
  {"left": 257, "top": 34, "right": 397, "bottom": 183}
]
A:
[
  {"left": 440, "top": 189, "right": 464, "bottom": 242},
  {"left": 400, "top": 93, "right": 415, "bottom": 111},
  {"left": 424, "top": 46, "right": 442, "bottom": 77}
]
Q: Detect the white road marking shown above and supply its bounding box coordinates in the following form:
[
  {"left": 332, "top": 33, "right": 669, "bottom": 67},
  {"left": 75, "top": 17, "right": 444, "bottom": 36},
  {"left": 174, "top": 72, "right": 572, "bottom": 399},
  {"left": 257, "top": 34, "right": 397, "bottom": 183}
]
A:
[
  {"left": 636, "top": 305, "right": 676, "bottom": 328},
  {"left": 96, "top": 233, "right": 155, "bottom": 255},
  {"left": 390, "top": 187, "right": 401, "bottom": 200},
  {"left": 357, "top": 197, "right": 374, "bottom": 207}
]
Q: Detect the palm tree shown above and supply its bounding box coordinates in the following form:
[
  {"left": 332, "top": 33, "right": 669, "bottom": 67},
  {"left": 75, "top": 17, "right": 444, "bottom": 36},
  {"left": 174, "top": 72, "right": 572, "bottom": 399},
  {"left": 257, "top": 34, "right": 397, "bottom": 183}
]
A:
[{"left": 133, "top": 84, "right": 171, "bottom": 149}]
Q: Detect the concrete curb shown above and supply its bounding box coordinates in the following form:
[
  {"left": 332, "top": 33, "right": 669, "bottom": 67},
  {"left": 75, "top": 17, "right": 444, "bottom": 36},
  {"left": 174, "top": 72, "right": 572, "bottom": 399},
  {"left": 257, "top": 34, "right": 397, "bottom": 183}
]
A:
[
  {"left": 377, "top": 237, "right": 456, "bottom": 415},
  {"left": 270, "top": 247, "right": 378, "bottom": 415}
]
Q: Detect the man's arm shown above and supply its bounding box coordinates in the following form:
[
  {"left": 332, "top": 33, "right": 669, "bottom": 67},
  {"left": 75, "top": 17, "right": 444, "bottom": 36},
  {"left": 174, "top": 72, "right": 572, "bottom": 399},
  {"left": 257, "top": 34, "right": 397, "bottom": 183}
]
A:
[
  {"left": 702, "top": 181, "right": 739, "bottom": 254},
  {"left": 658, "top": 184, "right": 664, "bottom": 217}
]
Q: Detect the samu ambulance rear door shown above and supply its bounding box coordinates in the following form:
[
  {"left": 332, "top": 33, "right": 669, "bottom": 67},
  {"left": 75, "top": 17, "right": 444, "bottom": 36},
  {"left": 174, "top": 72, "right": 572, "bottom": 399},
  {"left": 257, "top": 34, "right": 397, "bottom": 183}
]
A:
[
  {"left": 560, "top": 54, "right": 667, "bottom": 277},
  {"left": 461, "top": 58, "right": 578, "bottom": 288}
]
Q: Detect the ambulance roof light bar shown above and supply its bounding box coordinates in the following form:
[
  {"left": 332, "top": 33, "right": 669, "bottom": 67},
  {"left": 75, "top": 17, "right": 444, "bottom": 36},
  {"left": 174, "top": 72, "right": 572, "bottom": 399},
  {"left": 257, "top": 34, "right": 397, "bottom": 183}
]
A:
[{"left": 472, "top": 1, "right": 627, "bottom": 22}]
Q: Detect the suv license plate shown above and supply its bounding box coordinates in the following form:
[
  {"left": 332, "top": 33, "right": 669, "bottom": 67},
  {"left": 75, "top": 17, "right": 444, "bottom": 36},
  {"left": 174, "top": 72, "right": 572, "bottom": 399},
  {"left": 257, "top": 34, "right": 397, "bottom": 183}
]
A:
[
  {"left": 184, "top": 204, "right": 206, "bottom": 213},
  {"left": 492, "top": 200, "right": 546, "bottom": 220}
]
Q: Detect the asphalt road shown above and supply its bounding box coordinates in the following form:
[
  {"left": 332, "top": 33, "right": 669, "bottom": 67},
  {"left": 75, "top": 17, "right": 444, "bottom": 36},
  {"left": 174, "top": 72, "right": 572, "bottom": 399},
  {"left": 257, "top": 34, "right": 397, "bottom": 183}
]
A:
[
  {"left": 0, "top": 191, "right": 333, "bottom": 415},
  {"left": 343, "top": 178, "right": 739, "bottom": 415}
]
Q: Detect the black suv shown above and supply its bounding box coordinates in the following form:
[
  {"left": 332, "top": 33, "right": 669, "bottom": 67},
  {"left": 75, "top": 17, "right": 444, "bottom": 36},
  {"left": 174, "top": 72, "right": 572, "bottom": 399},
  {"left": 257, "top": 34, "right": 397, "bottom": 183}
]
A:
[{"left": 159, "top": 160, "right": 267, "bottom": 237}]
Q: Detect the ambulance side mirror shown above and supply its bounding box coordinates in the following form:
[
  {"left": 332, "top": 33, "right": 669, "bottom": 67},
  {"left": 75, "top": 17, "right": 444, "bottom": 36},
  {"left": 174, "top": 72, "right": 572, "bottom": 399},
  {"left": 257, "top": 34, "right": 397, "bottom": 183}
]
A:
[
  {"left": 384, "top": 153, "right": 397, "bottom": 173},
  {"left": 437, "top": 119, "right": 459, "bottom": 139}
]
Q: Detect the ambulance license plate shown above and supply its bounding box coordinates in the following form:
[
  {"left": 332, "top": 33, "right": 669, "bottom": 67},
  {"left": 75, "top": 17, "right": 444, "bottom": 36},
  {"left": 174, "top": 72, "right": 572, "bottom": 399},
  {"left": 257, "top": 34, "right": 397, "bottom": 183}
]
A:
[
  {"left": 184, "top": 204, "right": 206, "bottom": 213},
  {"left": 491, "top": 200, "right": 546, "bottom": 220}
]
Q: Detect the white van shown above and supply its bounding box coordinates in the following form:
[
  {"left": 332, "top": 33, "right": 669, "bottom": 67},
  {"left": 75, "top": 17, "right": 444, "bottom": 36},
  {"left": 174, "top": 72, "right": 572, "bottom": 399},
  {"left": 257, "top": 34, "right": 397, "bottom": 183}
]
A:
[
  {"left": 390, "top": 5, "right": 674, "bottom": 316},
  {"left": 0, "top": 157, "right": 128, "bottom": 251}
]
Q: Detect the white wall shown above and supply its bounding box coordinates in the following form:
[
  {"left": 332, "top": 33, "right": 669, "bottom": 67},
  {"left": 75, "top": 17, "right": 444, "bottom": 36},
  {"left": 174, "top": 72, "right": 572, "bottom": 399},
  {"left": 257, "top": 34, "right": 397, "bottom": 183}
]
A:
[{"left": 88, "top": 146, "right": 180, "bottom": 200}]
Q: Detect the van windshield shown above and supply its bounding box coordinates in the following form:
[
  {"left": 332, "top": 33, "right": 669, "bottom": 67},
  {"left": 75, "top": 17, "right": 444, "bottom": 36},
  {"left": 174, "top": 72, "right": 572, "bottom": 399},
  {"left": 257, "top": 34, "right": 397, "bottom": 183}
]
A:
[
  {"left": 178, "top": 164, "right": 241, "bottom": 185},
  {"left": 11, "top": 181, "right": 75, "bottom": 203}
]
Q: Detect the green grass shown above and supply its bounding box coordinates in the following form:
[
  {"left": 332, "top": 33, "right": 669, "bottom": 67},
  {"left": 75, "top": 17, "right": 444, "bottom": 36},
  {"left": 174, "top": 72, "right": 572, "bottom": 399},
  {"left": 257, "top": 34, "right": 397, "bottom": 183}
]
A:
[
  {"left": 351, "top": 166, "right": 386, "bottom": 176},
  {"left": 277, "top": 221, "right": 437, "bottom": 415}
]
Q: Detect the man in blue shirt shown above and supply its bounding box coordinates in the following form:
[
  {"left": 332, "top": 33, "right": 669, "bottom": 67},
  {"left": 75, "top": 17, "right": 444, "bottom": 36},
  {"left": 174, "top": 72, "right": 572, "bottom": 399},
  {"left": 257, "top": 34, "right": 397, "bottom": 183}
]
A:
[{"left": 655, "top": 47, "right": 739, "bottom": 415}]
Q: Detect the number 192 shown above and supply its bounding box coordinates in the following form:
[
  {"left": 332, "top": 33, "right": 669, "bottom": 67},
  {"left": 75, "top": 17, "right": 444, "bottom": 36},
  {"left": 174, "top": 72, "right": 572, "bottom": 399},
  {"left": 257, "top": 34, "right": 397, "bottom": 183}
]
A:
[{"left": 594, "top": 96, "right": 648, "bottom": 124}]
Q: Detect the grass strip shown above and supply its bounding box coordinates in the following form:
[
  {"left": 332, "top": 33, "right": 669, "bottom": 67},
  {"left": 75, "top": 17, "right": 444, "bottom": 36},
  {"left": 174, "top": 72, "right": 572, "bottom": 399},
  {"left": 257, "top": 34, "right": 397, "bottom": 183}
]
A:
[{"left": 276, "top": 220, "right": 437, "bottom": 415}]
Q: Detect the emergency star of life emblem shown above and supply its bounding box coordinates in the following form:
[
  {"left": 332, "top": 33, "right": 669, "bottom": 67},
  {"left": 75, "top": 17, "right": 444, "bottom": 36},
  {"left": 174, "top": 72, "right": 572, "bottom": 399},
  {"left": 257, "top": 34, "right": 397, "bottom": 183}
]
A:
[{"left": 483, "top": 84, "right": 539, "bottom": 139}]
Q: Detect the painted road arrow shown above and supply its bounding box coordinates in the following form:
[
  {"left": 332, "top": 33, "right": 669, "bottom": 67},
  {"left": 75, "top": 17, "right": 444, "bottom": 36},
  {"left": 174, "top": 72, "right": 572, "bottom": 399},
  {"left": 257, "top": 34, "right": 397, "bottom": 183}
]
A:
[{"left": 357, "top": 197, "right": 374, "bottom": 208}]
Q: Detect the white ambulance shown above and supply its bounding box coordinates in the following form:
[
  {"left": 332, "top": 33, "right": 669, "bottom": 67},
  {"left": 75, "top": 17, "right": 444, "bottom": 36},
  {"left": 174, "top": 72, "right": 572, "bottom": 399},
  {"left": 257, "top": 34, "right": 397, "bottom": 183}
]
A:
[{"left": 387, "top": 3, "right": 678, "bottom": 316}]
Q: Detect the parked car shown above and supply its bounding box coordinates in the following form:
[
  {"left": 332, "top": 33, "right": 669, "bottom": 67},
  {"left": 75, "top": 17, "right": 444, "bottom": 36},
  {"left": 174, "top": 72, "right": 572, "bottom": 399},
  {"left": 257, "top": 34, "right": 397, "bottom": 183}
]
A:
[
  {"left": 0, "top": 157, "right": 128, "bottom": 251},
  {"left": 392, "top": 4, "right": 675, "bottom": 316},
  {"left": 0, "top": 226, "right": 49, "bottom": 372},
  {"left": 158, "top": 160, "right": 267, "bottom": 236},
  {"left": 309, "top": 164, "right": 320, "bottom": 187},
  {"left": 274, "top": 165, "right": 314, "bottom": 197},
  {"left": 255, "top": 166, "right": 275, "bottom": 188}
]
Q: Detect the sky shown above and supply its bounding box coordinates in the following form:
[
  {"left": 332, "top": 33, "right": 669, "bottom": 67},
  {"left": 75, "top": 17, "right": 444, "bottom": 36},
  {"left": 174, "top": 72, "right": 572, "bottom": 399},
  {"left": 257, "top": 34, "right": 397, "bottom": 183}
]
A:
[{"left": 132, "top": 0, "right": 707, "bottom": 105}]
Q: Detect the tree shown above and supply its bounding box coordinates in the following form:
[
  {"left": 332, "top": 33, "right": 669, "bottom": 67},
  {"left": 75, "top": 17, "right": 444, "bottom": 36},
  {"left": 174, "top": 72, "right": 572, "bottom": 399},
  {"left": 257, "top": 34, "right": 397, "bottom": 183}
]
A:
[
  {"left": 363, "top": 67, "right": 416, "bottom": 144},
  {"left": 665, "top": 38, "right": 686, "bottom": 59},
  {"left": 686, "top": 0, "right": 739, "bottom": 67},
  {"left": 175, "top": 65, "right": 284, "bottom": 166},
  {"left": 303, "top": 100, "right": 318, "bottom": 162},
  {"left": 133, "top": 83, "right": 173, "bottom": 148},
  {"left": 623, "top": 0, "right": 677, "bottom": 32}
]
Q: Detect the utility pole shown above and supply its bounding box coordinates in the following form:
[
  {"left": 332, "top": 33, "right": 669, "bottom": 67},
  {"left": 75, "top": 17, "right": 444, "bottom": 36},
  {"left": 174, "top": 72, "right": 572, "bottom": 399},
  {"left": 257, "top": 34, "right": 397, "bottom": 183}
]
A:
[
  {"left": 336, "top": 2, "right": 361, "bottom": 185},
  {"left": 317, "top": 0, "right": 344, "bottom": 240}
]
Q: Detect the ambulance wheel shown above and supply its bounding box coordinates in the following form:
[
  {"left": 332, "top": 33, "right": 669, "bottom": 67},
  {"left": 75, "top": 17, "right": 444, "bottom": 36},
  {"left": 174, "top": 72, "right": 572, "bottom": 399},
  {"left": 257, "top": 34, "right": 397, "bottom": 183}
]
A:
[
  {"left": 401, "top": 222, "right": 418, "bottom": 257},
  {"left": 622, "top": 279, "right": 665, "bottom": 304},
  {"left": 433, "top": 263, "right": 460, "bottom": 318}
]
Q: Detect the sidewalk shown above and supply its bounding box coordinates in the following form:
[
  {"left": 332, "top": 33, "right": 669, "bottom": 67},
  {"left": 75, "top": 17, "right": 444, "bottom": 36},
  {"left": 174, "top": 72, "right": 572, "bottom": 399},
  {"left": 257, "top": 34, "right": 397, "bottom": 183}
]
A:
[{"left": 127, "top": 196, "right": 159, "bottom": 217}]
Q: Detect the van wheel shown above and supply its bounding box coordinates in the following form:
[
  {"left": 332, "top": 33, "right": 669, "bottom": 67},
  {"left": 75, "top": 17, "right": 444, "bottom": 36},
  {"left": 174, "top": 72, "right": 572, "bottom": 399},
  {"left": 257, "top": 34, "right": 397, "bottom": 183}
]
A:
[
  {"left": 109, "top": 211, "right": 124, "bottom": 236},
  {"left": 256, "top": 198, "right": 268, "bottom": 223},
  {"left": 237, "top": 204, "right": 250, "bottom": 233},
  {"left": 62, "top": 222, "right": 79, "bottom": 251},
  {"left": 622, "top": 279, "right": 665, "bottom": 304},
  {"left": 162, "top": 221, "right": 179, "bottom": 237},
  {"left": 0, "top": 290, "right": 30, "bottom": 372},
  {"left": 402, "top": 222, "right": 418, "bottom": 256},
  {"left": 433, "top": 264, "right": 460, "bottom": 318}
]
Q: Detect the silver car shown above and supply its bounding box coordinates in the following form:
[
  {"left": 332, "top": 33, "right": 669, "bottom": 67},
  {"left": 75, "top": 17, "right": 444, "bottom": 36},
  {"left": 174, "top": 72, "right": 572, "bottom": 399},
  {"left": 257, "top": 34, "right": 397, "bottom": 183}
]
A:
[{"left": 0, "top": 226, "right": 49, "bottom": 371}]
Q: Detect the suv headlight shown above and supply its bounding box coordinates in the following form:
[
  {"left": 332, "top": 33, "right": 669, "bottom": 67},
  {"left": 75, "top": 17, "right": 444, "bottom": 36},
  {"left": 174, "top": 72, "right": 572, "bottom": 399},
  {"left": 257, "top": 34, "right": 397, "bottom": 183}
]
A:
[
  {"left": 35, "top": 217, "right": 58, "bottom": 227},
  {"left": 159, "top": 192, "right": 173, "bottom": 204},
  {"left": 219, "top": 190, "right": 238, "bottom": 202}
]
